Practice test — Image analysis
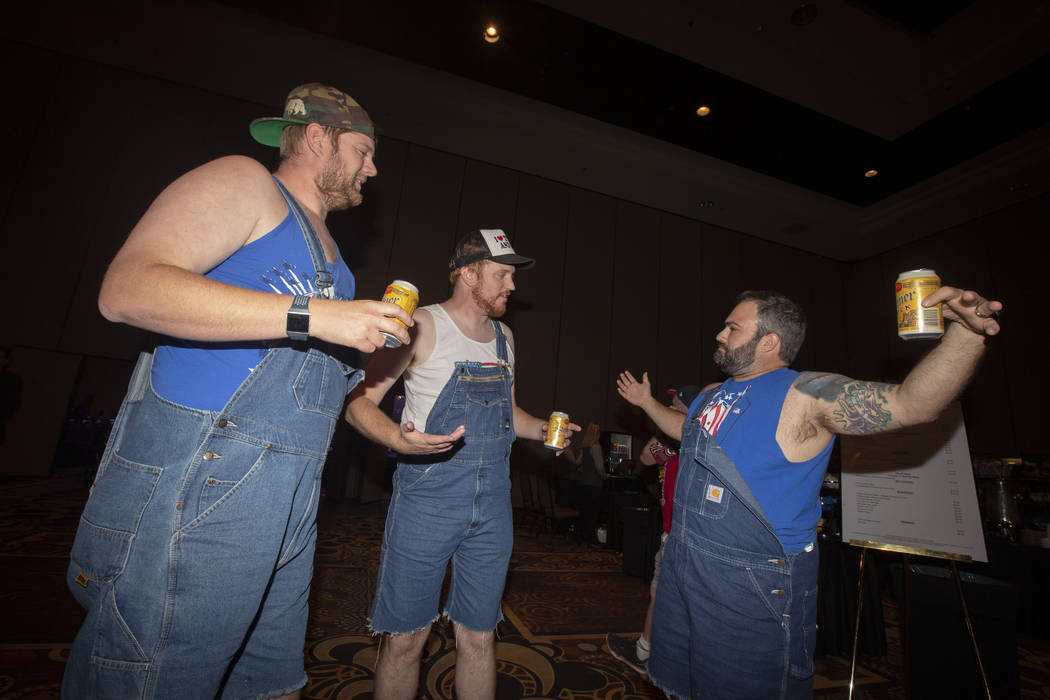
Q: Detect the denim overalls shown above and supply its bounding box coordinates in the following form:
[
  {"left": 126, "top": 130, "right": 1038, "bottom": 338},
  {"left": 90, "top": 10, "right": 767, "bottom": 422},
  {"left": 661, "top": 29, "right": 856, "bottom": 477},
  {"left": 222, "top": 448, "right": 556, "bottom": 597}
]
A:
[
  {"left": 369, "top": 321, "right": 515, "bottom": 635},
  {"left": 648, "top": 389, "right": 820, "bottom": 700},
  {"left": 62, "top": 180, "right": 361, "bottom": 699}
]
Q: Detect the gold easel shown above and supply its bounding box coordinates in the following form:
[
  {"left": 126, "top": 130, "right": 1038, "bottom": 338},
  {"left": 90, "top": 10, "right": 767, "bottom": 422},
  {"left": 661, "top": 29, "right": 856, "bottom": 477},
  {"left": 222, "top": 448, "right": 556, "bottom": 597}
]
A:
[{"left": 845, "top": 540, "right": 992, "bottom": 700}]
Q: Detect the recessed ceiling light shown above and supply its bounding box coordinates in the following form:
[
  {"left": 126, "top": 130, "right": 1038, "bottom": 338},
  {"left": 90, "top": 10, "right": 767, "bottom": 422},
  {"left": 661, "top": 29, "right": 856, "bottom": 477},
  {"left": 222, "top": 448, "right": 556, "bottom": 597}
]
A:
[
  {"left": 484, "top": 25, "right": 500, "bottom": 43},
  {"left": 864, "top": 169, "right": 879, "bottom": 178},
  {"left": 696, "top": 105, "right": 711, "bottom": 117}
]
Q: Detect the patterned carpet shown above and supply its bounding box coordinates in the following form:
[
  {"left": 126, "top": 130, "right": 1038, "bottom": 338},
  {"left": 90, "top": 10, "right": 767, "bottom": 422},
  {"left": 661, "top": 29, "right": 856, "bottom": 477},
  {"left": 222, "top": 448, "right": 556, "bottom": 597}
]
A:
[{"left": 2, "top": 471, "right": 1048, "bottom": 699}]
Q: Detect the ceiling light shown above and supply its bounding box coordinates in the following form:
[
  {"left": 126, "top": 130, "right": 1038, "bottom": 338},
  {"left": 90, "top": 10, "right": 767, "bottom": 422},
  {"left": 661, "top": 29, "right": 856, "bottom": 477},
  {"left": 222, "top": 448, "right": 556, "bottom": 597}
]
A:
[
  {"left": 864, "top": 169, "right": 879, "bottom": 178},
  {"left": 696, "top": 105, "right": 711, "bottom": 117},
  {"left": 484, "top": 25, "right": 500, "bottom": 43}
]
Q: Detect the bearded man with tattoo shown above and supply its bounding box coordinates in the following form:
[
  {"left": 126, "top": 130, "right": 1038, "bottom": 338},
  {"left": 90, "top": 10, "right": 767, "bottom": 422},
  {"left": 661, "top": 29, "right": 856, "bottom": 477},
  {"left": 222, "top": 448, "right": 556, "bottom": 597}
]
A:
[{"left": 616, "top": 285, "right": 1002, "bottom": 700}]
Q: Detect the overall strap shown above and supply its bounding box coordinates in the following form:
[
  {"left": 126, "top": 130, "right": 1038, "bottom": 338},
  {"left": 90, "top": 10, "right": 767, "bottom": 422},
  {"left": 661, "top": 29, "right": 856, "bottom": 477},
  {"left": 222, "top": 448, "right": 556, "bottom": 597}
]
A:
[
  {"left": 689, "top": 384, "right": 722, "bottom": 421},
  {"left": 272, "top": 177, "right": 335, "bottom": 298},
  {"left": 491, "top": 319, "right": 509, "bottom": 363}
]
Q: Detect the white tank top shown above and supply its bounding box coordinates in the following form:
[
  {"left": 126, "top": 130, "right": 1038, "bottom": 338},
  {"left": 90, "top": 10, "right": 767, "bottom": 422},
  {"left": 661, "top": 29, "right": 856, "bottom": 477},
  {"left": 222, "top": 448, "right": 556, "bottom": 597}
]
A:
[{"left": 401, "top": 304, "right": 515, "bottom": 429}]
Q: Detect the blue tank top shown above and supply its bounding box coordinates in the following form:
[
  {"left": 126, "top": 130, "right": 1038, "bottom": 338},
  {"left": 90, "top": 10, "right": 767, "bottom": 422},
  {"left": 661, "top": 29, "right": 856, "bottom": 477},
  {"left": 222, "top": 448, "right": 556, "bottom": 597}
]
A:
[
  {"left": 692, "top": 367, "right": 834, "bottom": 552},
  {"left": 151, "top": 209, "right": 355, "bottom": 411}
]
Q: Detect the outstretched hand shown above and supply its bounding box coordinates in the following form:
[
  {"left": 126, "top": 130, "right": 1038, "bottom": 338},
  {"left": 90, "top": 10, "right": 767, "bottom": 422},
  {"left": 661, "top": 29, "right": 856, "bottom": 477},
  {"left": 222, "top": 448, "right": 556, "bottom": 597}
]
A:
[
  {"left": 617, "top": 370, "right": 652, "bottom": 407},
  {"left": 395, "top": 421, "right": 466, "bottom": 455},
  {"left": 924, "top": 287, "right": 1003, "bottom": 337}
]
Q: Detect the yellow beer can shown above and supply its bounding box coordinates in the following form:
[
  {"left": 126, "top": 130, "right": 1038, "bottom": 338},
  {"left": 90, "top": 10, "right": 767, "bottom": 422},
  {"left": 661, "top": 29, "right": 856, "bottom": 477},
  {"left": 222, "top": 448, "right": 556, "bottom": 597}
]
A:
[
  {"left": 896, "top": 269, "right": 943, "bottom": 340},
  {"left": 381, "top": 280, "right": 419, "bottom": 348},
  {"left": 544, "top": 411, "right": 571, "bottom": 450}
]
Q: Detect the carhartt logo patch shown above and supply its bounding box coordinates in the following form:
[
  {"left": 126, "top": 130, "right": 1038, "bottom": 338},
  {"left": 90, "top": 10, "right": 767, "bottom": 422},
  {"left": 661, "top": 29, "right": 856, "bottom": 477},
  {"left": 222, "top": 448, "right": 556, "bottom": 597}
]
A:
[
  {"left": 705, "top": 484, "right": 724, "bottom": 503},
  {"left": 74, "top": 572, "right": 88, "bottom": 588}
]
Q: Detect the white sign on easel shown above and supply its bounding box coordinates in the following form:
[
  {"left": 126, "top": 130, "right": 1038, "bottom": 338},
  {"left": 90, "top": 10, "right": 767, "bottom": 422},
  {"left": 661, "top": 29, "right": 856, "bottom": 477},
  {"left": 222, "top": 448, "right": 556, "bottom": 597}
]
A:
[{"left": 841, "top": 401, "right": 987, "bottom": 563}]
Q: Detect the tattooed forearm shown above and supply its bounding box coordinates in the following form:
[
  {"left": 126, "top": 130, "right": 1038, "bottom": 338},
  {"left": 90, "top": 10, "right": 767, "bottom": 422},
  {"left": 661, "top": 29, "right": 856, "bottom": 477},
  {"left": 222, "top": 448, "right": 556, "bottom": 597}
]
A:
[{"left": 795, "top": 372, "right": 898, "bottom": 434}]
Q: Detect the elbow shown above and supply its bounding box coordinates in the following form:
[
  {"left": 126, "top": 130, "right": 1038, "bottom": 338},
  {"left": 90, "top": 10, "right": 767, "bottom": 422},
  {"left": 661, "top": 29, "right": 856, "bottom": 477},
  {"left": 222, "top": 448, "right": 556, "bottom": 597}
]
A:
[
  {"left": 97, "top": 285, "right": 126, "bottom": 323},
  {"left": 898, "top": 405, "right": 943, "bottom": 428}
]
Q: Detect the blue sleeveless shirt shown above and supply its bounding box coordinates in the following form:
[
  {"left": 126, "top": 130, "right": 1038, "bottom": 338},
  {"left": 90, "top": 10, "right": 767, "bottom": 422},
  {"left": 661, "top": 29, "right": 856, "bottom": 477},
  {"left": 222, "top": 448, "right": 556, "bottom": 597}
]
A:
[
  {"left": 151, "top": 209, "right": 355, "bottom": 411},
  {"left": 691, "top": 367, "right": 834, "bottom": 553}
]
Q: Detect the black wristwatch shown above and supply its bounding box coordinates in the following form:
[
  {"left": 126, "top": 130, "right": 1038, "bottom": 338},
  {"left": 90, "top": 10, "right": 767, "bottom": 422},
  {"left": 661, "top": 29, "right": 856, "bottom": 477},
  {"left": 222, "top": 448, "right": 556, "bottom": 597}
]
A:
[{"left": 286, "top": 295, "right": 311, "bottom": 341}]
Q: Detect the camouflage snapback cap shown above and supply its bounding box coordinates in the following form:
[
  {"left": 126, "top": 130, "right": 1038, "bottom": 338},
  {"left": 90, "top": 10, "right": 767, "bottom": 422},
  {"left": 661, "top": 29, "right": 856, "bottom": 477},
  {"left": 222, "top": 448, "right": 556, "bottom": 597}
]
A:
[{"left": 249, "top": 83, "right": 375, "bottom": 147}]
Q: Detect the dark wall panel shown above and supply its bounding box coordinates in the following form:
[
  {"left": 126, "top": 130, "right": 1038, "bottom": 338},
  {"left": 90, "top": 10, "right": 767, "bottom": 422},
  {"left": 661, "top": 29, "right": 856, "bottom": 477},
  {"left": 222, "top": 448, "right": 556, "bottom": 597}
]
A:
[
  {"left": 978, "top": 195, "right": 1048, "bottom": 455},
  {"left": 698, "top": 224, "right": 742, "bottom": 388},
  {"left": 457, "top": 160, "right": 520, "bottom": 238},
  {"left": 841, "top": 255, "right": 890, "bottom": 381},
  {"left": 556, "top": 189, "right": 617, "bottom": 433},
  {"left": 656, "top": 213, "right": 703, "bottom": 393},
  {"left": 607, "top": 202, "right": 662, "bottom": 435},
  {"left": 804, "top": 260, "right": 849, "bottom": 376},
  {"left": 389, "top": 146, "right": 465, "bottom": 305},
  {"left": 510, "top": 175, "right": 569, "bottom": 428},
  {"left": 7, "top": 62, "right": 137, "bottom": 351}
]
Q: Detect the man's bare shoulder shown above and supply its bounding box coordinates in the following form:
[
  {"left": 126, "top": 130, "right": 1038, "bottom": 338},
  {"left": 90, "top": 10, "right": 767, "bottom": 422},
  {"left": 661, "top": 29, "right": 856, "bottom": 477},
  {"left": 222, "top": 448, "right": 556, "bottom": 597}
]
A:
[
  {"left": 498, "top": 321, "right": 515, "bottom": 348},
  {"left": 407, "top": 307, "right": 436, "bottom": 367}
]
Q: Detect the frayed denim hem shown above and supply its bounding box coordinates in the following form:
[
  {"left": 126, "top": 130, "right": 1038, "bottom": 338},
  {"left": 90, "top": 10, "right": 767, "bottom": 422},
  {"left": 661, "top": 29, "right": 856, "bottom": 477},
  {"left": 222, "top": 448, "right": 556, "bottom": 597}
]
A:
[
  {"left": 443, "top": 607, "right": 504, "bottom": 634},
  {"left": 232, "top": 673, "right": 307, "bottom": 700},
  {"left": 647, "top": 660, "right": 690, "bottom": 700},
  {"left": 366, "top": 612, "right": 440, "bottom": 637}
]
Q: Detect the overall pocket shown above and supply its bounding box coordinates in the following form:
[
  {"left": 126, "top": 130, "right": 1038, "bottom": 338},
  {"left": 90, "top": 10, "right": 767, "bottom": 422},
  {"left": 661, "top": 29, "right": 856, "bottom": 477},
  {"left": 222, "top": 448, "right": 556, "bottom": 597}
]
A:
[
  {"left": 293, "top": 350, "right": 353, "bottom": 418},
  {"left": 68, "top": 455, "right": 161, "bottom": 608}
]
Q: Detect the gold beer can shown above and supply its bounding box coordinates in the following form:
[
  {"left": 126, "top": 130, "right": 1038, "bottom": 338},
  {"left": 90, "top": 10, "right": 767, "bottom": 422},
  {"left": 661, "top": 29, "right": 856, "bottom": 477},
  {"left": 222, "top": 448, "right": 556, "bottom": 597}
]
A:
[
  {"left": 381, "top": 280, "right": 419, "bottom": 348},
  {"left": 896, "top": 269, "right": 943, "bottom": 340},
  {"left": 544, "top": 411, "right": 571, "bottom": 450}
]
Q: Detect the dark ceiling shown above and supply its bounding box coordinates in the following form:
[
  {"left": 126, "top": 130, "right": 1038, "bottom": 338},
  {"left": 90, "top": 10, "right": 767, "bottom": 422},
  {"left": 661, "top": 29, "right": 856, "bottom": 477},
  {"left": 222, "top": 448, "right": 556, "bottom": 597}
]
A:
[{"left": 217, "top": 0, "right": 1050, "bottom": 207}]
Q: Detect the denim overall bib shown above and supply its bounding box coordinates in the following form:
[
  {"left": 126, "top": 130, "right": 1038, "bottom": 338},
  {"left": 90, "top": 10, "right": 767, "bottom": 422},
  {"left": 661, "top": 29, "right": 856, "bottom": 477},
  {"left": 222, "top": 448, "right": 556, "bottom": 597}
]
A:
[
  {"left": 648, "top": 388, "right": 819, "bottom": 700},
  {"left": 369, "top": 321, "right": 515, "bottom": 635},
  {"left": 63, "top": 181, "right": 362, "bottom": 700}
]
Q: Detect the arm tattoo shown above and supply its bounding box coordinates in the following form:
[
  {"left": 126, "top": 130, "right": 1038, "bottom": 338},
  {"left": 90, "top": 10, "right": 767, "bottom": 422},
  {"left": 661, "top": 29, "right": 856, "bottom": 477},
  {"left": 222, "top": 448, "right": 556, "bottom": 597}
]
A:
[{"left": 794, "top": 372, "right": 897, "bottom": 434}]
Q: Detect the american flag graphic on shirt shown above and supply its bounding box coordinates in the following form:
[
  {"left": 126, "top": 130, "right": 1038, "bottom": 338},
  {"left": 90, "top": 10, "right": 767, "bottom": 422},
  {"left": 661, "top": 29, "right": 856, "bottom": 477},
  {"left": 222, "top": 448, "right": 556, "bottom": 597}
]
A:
[{"left": 696, "top": 385, "right": 751, "bottom": 436}]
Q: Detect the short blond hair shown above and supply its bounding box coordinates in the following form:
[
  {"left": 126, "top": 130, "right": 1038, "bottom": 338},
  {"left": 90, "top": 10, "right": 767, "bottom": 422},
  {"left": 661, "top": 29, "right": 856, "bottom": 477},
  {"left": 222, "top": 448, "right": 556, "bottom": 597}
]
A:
[
  {"left": 278, "top": 124, "right": 345, "bottom": 162},
  {"left": 449, "top": 260, "right": 485, "bottom": 286}
]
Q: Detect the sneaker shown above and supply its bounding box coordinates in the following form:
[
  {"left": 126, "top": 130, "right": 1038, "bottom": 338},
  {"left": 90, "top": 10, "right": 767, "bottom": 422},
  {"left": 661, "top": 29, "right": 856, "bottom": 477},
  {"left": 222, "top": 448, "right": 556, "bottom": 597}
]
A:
[{"left": 606, "top": 632, "right": 648, "bottom": 676}]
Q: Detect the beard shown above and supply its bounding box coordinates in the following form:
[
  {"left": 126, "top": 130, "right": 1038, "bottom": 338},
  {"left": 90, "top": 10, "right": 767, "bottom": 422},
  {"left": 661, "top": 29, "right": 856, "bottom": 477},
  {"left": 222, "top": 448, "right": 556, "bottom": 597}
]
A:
[
  {"left": 471, "top": 285, "right": 507, "bottom": 318},
  {"left": 713, "top": 334, "right": 761, "bottom": 375},
  {"left": 315, "top": 154, "right": 362, "bottom": 211}
]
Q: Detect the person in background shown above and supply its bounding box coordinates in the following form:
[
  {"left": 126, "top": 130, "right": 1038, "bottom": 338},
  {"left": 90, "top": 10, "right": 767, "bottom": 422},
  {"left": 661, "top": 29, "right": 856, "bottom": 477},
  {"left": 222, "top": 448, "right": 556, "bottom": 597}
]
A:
[{"left": 563, "top": 422, "right": 605, "bottom": 544}]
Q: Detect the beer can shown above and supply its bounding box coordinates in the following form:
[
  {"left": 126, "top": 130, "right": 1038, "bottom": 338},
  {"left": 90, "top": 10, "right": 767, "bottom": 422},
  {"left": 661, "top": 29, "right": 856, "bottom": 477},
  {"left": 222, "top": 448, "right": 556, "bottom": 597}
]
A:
[
  {"left": 896, "top": 269, "right": 943, "bottom": 340},
  {"left": 543, "top": 411, "right": 571, "bottom": 450},
  {"left": 380, "top": 280, "right": 419, "bottom": 348}
]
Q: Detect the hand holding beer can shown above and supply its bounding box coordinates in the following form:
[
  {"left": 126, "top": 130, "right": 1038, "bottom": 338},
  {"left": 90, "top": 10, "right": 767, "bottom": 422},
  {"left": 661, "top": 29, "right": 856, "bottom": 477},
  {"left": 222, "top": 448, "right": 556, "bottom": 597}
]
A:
[
  {"left": 381, "top": 280, "right": 419, "bottom": 348},
  {"left": 896, "top": 269, "right": 943, "bottom": 340},
  {"left": 544, "top": 411, "right": 571, "bottom": 450}
]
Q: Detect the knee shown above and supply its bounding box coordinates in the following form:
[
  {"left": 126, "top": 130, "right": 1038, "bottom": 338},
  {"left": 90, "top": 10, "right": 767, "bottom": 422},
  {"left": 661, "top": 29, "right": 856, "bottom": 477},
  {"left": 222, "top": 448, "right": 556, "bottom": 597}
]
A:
[
  {"left": 453, "top": 625, "right": 495, "bottom": 657},
  {"left": 382, "top": 627, "right": 430, "bottom": 660}
]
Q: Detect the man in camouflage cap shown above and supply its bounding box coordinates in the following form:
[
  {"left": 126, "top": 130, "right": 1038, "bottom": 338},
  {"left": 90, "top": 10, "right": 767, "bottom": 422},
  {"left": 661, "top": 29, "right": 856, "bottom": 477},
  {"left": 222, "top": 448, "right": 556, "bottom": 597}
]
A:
[{"left": 62, "top": 83, "right": 427, "bottom": 700}]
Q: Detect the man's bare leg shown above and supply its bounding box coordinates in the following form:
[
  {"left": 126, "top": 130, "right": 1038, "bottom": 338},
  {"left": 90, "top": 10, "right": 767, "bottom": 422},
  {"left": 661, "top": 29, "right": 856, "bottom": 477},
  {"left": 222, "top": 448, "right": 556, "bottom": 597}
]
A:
[
  {"left": 374, "top": 624, "right": 431, "bottom": 700},
  {"left": 453, "top": 623, "right": 497, "bottom": 700}
]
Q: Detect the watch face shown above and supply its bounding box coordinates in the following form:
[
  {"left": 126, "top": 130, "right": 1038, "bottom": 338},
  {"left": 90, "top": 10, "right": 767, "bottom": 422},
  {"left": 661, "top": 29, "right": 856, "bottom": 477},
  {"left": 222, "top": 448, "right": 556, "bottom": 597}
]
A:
[{"left": 287, "top": 311, "right": 310, "bottom": 335}]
